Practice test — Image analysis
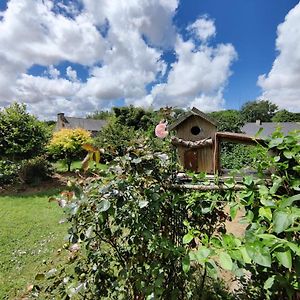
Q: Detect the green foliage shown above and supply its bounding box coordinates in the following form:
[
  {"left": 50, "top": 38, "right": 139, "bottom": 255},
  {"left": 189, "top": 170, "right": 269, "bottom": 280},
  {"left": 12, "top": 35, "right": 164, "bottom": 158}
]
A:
[
  {"left": 47, "top": 128, "right": 92, "bottom": 171},
  {"left": 241, "top": 100, "right": 278, "bottom": 122},
  {"left": 18, "top": 156, "right": 53, "bottom": 184},
  {"left": 40, "top": 126, "right": 299, "bottom": 299},
  {"left": 94, "top": 121, "right": 139, "bottom": 161},
  {"left": 41, "top": 138, "right": 232, "bottom": 299},
  {"left": 207, "top": 129, "right": 300, "bottom": 299},
  {"left": 221, "top": 143, "right": 269, "bottom": 170},
  {"left": 0, "top": 160, "right": 20, "bottom": 185},
  {"left": 272, "top": 109, "right": 300, "bottom": 122},
  {"left": 209, "top": 110, "right": 244, "bottom": 132},
  {"left": 113, "top": 105, "right": 158, "bottom": 131},
  {"left": 86, "top": 110, "right": 113, "bottom": 121},
  {"left": 0, "top": 103, "right": 48, "bottom": 160}
]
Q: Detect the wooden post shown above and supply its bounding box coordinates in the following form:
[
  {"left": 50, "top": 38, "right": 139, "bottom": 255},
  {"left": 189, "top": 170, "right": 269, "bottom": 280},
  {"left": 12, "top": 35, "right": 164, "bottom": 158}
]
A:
[{"left": 213, "top": 133, "right": 220, "bottom": 174}]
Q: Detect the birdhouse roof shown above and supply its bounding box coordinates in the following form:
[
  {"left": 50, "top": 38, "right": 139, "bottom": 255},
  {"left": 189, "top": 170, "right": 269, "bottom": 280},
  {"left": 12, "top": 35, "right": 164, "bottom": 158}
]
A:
[{"left": 168, "top": 107, "right": 217, "bottom": 131}]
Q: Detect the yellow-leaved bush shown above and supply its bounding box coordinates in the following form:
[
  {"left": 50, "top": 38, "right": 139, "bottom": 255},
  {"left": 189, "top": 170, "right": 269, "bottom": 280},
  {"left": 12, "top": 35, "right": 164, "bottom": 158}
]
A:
[{"left": 47, "top": 128, "right": 92, "bottom": 171}]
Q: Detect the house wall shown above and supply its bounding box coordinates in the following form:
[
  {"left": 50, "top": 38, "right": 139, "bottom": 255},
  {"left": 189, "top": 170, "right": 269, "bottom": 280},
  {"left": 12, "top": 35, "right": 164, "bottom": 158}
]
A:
[{"left": 175, "top": 116, "right": 216, "bottom": 173}]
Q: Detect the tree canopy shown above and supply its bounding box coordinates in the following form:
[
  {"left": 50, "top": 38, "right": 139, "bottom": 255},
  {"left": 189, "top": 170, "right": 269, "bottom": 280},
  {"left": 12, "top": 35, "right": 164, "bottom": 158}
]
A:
[
  {"left": 47, "top": 128, "right": 92, "bottom": 171},
  {"left": 272, "top": 109, "right": 300, "bottom": 122},
  {"left": 0, "top": 103, "right": 48, "bottom": 160},
  {"left": 241, "top": 100, "right": 278, "bottom": 122},
  {"left": 209, "top": 110, "right": 244, "bottom": 132}
]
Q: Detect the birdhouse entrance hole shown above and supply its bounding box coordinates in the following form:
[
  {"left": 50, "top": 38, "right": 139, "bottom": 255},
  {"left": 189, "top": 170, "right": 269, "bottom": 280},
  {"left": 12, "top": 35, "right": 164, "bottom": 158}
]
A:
[{"left": 191, "top": 126, "right": 201, "bottom": 135}]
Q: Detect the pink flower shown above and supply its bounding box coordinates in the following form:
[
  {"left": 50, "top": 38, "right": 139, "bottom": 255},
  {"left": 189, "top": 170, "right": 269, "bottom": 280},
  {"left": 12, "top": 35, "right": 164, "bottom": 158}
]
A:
[{"left": 155, "top": 122, "right": 168, "bottom": 138}]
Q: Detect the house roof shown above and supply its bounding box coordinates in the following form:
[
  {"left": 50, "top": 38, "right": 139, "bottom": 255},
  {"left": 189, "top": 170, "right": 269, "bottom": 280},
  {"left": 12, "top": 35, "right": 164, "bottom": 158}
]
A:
[
  {"left": 65, "top": 117, "right": 107, "bottom": 132},
  {"left": 242, "top": 122, "right": 300, "bottom": 138},
  {"left": 168, "top": 107, "right": 217, "bottom": 131}
]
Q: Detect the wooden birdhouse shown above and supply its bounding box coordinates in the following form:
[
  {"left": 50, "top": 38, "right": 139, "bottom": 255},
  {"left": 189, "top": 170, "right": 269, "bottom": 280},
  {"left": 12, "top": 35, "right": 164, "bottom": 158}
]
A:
[{"left": 169, "top": 107, "right": 217, "bottom": 173}]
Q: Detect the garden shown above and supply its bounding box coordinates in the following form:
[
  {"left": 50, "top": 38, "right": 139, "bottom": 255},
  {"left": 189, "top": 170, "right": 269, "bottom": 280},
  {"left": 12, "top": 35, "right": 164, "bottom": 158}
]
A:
[{"left": 0, "top": 102, "right": 299, "bottom": 299}]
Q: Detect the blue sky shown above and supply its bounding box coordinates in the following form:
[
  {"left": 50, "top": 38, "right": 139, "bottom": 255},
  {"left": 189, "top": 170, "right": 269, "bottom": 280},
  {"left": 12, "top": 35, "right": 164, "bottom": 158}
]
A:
[
  {"left": 0, "top": 0, "right": 300, "bottom": 119},
  {"left": 175, "top": 0, "right": 299, "bottom": 109}
]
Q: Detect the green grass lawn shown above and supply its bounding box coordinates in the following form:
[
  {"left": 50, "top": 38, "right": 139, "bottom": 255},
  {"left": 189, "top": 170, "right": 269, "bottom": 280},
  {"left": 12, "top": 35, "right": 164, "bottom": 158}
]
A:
[
  {"left": 0, "top": 189, "right": 68, "bottom": 299},
  {"left": 53, "top": 160, "right": 108, "bottom": 172}
]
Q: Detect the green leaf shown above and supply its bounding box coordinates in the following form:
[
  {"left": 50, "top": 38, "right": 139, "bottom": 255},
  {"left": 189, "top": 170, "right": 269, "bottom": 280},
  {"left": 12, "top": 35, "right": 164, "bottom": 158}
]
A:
[
  {"left": 259, "top": 207, "right": 272, "bottom": 221},
  {"left": 264, "top": 276, "right": 275, "bottom": 290},
  {"left": 183, "top": 233, "right": 194, "bottom": 244},
  {"left": 270, "top": 177, "right": 283, "bottom": 195},
  {"left": 98, "top": 199, "right": 111, "bottom": 212},
  {"left": 219, "top": 252, "right": 233, "bottom": 271},
  {"left": 243, "top": 176, "right": 253, "bottom": 186},
  {"left": 230, "top": 204, "right": 239, "bottom": 220},
  {"left": 239, "top": 247, "right": 251, "bottom": 264},
  {"left": 283, "top": 150, "right": 293, "bottom": 159},
  {"left": 273, "top": 210, "right": 292, "bottom": 233},
  {"left": 269, "top": 137, "right": 284, "bottom": 148},
  {"left": 280, "top": 194, "right": 300, "bottom": 208},
  {"left": 275, "top": 250, "right": 292, "bottom": 269},
  {"left": 195, "top": 247, "right": 211, "bottom": 262},
  {"left": 182, "top": 255, "right": 190, "bottom": 273},
  {"left": 246, "top": 244, "right": 271, "bottom": 267}
]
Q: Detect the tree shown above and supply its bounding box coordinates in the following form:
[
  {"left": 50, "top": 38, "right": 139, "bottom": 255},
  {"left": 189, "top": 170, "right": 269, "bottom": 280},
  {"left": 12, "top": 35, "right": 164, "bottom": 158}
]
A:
[
  {"left": 208, "top": 110, "right": 244, "bottom": 132},
  {"left": 86, "top": 110, "right": 113, "bottom": 121},
  {"left": 94, "top": 121, "right": 138, "bottom": 160},
  {"left": 241, "top": 100, "right": 278, "bottom": 122},
  {"left": 47, "top": 128, "right": 92, "bottom": 171},
  {"left": 0, "top": 103, "right": 48, "bottom": 160},
  {"left": 272, "top": 109, "right": 300, "bottom": 122},
  {"left": 113, "top": 106, "right": 157, "bottom": 131}
]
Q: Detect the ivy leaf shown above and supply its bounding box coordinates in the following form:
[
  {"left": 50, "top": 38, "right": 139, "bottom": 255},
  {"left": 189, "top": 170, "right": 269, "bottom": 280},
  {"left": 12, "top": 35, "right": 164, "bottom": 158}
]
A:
[
  {"left": 182, "top": 255, "right": 190, "bottom": 273},
  {"left": 183, "top": 233, "right": 194, "bottom": 244},
  {"left": 264, "top": 276, "right": 275, "bottom": 290},
  {"left": 219, "top": 252, "right": 233, "bottom": 271},
  {"left": 275, "top": 250, "right": 292, "bottom": 269},
  {"left": 273, "top": 210, "right": 293, "bottom": 233},
  {"left": 98, "top": 200, "right": 111, "bottom": 212}
]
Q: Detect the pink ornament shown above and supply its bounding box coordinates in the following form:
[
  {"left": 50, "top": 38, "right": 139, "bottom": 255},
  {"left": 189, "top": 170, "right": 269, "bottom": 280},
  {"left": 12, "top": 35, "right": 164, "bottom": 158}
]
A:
[{"left": 155, "top": 122, "right": 168, "bottom": 138}]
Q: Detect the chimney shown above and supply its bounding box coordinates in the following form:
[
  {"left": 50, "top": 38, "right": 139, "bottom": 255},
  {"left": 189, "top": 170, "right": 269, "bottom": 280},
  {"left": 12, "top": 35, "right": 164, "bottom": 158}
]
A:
[
  {"left": 57, "top": 112, "right": 64, "bottom": 121},
  {"left": 256, "top": 119, "right": 262, "bottom": 125}
]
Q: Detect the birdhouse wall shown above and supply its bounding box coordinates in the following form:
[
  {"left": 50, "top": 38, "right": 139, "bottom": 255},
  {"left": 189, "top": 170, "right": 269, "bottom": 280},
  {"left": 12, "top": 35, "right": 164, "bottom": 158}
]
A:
[
  {"left": 177, "top": 145, "right": 214, "bottom": 173},
  {"left": 174, "top": 115, "right": 216, "bottom": 174},
  {"left": 176, "top": 115, "right": 216, "bottom": 141}
]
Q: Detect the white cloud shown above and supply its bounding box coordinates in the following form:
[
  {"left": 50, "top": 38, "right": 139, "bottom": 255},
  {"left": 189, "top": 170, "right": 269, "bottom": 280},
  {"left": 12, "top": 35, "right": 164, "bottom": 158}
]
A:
[
  {"left": 66, "top": 66, "right": 78, "bottom": 82},
  {"left": 258, "top": 2, "right": 300, "bottom": 112},
  {"left": 48, "top": 65, "right": 60, "bottom": 79},
  {"left": 0, "top": 0, "right": 237, "bottom": 118},
  {"left": 141, "top": 31, "right": 237, "bottom": 111},
  {"left": 187, "top": 16, "right": 216, "bottom": 42}
]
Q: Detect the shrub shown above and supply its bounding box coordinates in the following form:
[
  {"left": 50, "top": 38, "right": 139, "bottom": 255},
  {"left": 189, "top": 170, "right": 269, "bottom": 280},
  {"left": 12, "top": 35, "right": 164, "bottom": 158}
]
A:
[
  {"left": 94, "top": 121, "right": 139, "bottom": 161},
  {"left": 18, "top": 156, "right": 53, "bottom": 184},
  {"left": 0, "top": 103, "right": 48, "bottom": 160},
  {"left": 47, "top": 128, "right": 92, "bottom": 171},
  {"left": 40, "top": 130, "right": 300, "bottom": 299},
  {"left": 0, "top": 160, "right": 20, "bottom": 185}
]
